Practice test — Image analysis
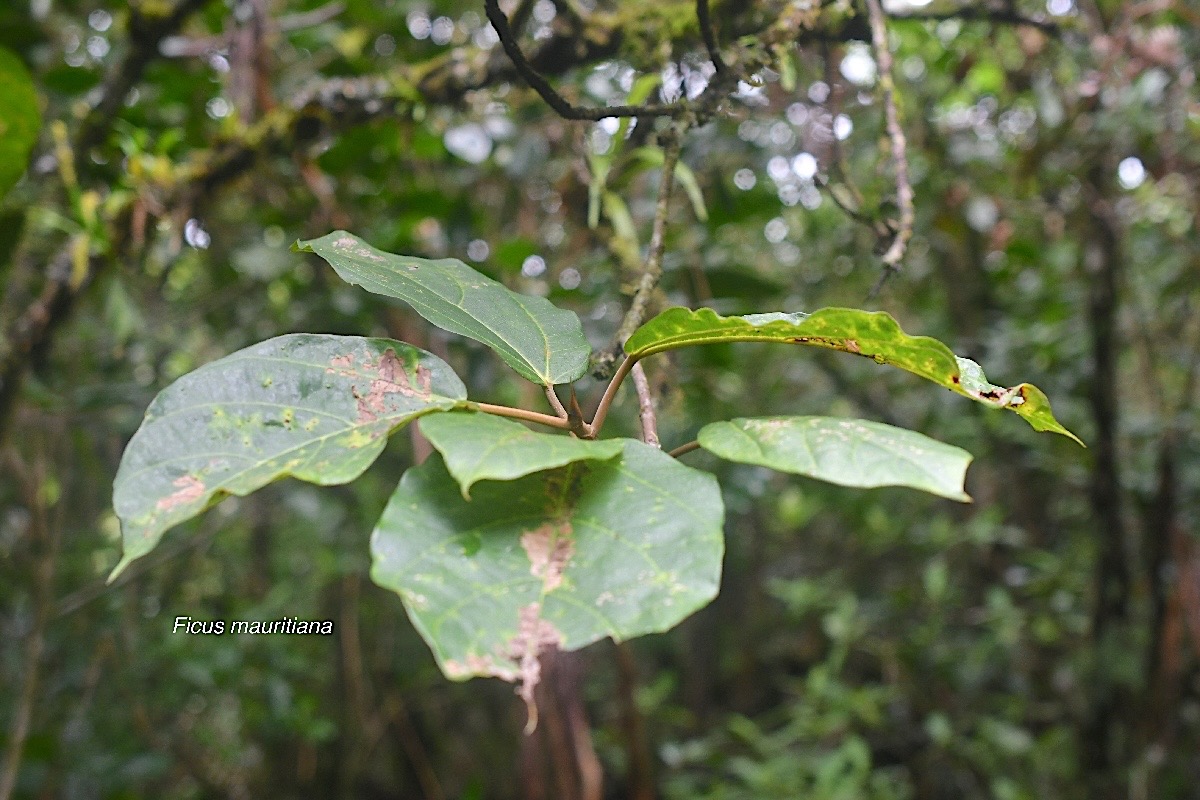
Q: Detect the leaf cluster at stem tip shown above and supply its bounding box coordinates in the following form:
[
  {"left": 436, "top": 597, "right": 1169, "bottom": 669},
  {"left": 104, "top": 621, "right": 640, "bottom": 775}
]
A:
[{"left": 108, "top": 232, "right": 1082, "bottom": 699}]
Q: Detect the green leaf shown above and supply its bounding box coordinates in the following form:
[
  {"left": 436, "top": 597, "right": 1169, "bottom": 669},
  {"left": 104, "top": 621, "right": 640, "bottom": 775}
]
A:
[
  {"left": 371, "top": 440, "right": 724, "bottom": 698},
  {"left": 418, "top": 412, "right": 624, "bottom": 498},
  {"left": 674, "top": 160, "right": 709, "bottom": 222},
  {"left": 602, "top": 191, "right": 637, "bottom": 244},
  {"left": 698, "top": 416, "right": 973, "bottom": 501},
  {"left": 953, "top": 357, "right": 1077, "bottom": 441},
  {"left": 633, "top": 147, "right": 708, "bottom": 221},
  {"left": 775, "top": 44, "right": 797, "bottom": 92},
  {"left": 587, "top": 154, "right": 609, "bottom": 229},
  {"left": 111, "top": 334, "right": 467, "bottom": 580},
  {"left": 623, "top": 74, "right": 662, "bottom": 117},
  {"left": 0, "top": 47, "right": 41, "bottom": 199},
  {"left": 611, "top": 75, "right": 660, "bottom": 153},
  {"left": 295, "top": 231, "right": 591, "bottom": 386},
  {"left": 625, "top": 307, "right": 1082, "bottom": 444}
]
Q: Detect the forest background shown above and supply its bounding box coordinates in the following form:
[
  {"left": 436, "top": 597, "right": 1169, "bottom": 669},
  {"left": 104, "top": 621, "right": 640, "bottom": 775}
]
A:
[{"left": 0, "top": 0, "right": 1198, "bottom": 798}]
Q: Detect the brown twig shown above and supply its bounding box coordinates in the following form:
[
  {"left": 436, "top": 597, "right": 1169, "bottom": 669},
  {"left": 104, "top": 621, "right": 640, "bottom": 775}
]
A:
[
  {"left": 549, "top": 0, "right": 586, "bottom": 31},
  {"left": 545, "top": 386, "right": 569, "bottom": 419},
  {"left": 816, "top": 173, "right": 881, "bottom": 230},
  {"left": 630, "top": 363, "right": 660, "bottom": 447},
  {"left": 472, "top": 401, "right": 575, "bottom": 430},
  {"left": 588, "top": 355, "right": 636, "bottom": 435},
  {"left": 696, "top": 0, "right": 729, "bottom": 73},
  {"left": 586, "top": 130, "right": 686, "bottom": 435},
  {"left": 0, "top": 450, "right": 61, "bottom": 800},
  {"left": 593, "top": 128, "right": 686, "bottom": 380},
  {"left": 817, "top": 42, "right": 890, "bottom": 240},
  {"left": 865, "top": 0, "right": 915, "bottom": 291},
  {"left": 613, "top": 644, "right": 655, "bottom": 800},
  {"left": 668, "top": 440, "right": 701, "bottom": 458},
  {"left": 585, "top": 130, "right": 691, "bottom": 429},
  {"left": 566, "top": 389, "right": 592, "bottom": 438},
  {"left": 0, "top": 0, "right": 899, "bottom": 445},
  {"left": 484, "top": 0, "right": 680, "bottom": 120},
  {"left": 509, "top": 0, "right": 539, "bottom": 38}
]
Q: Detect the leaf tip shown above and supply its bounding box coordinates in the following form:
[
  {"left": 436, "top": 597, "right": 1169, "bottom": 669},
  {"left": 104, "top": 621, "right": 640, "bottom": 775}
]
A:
[
  {"left": 106, "top": 555, "right": 134, "bottom": 584},
  {"left": 1059, "top": 428, "right": 1086, "bottom": 448}
]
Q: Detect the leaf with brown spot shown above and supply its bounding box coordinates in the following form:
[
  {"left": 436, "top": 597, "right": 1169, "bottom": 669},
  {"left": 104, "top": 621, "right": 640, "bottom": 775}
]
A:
[
  {"left": 370, "top": 440, "right": 724, "bottom": 690},
  {"left": 625, "top": 307, "right": 1082, "bottom": 444},
  {"left": 521, "top": 522, "right": 574, "bottom": 592},
  {"left": 353, "top": 349, "right": 434, "bottom": 423},
  {"left": 154, "top": 475, "right": 206, "bottom": 512},
  {"left": 111, "top": 334, "right": 466, "bottom": 580},
  {"left": 296, "top": 231, "right": 591, "bottom": 386},
  {"left": 507, "top": 602, "right": 563, "bottom": 731}
]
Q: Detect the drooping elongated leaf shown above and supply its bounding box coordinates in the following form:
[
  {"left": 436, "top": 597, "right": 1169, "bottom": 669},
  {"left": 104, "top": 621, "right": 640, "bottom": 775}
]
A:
[
  {"left": 698, "top": 416, "right": 973, "bottom": 501},
  {"left": 111, "top": 335, "right": 466, "bottom": 579},
  {"left": 418, "top": 412, "right": 624, "bottom": 498},
  {"left": 0, "top": 47, "right": 41, "bottom": 198},
  {"left": 371, "top": 440, "right": 724, "bottom": 700},
  {"left": 625, "top": 307, "right": 1082, "bottom": 444},
  {"left": 295, "top": 231, "right": 591, "bottom": 386}
]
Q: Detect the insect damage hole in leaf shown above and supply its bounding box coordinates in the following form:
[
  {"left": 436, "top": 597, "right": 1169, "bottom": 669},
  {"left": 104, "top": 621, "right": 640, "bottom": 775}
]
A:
[{"left": 625, "top": 306, "right": 1083, "bottom": 444}]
